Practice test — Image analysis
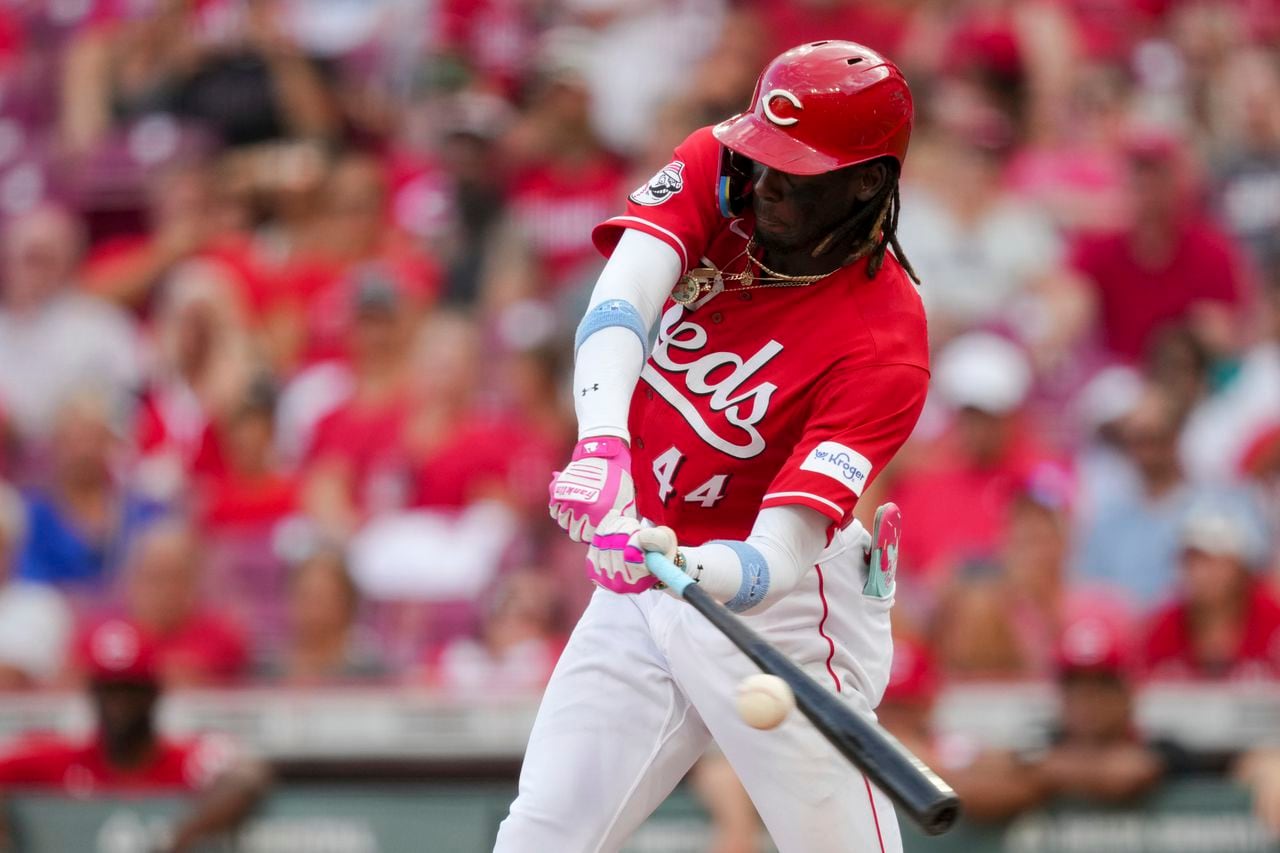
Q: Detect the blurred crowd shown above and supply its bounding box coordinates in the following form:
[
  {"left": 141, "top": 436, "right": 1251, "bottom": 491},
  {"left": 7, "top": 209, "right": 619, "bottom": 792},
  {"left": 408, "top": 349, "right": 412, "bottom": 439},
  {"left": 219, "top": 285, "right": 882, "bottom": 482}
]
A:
[{"left": 0, "top": 0, "right": 1279, "bottom": 835}]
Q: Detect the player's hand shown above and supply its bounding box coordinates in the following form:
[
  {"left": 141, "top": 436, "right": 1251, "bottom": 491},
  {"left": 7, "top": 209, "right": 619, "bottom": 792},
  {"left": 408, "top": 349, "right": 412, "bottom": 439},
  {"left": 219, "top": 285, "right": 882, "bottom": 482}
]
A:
[
  {"left": 632, "top": 525, "right": 677, "bottom": 565},
  {"left": 585, "top": 512, "right": 662, "bottom": 593},
  {"left": 549, "top": 436, "right": 636, "bottom": 542}
]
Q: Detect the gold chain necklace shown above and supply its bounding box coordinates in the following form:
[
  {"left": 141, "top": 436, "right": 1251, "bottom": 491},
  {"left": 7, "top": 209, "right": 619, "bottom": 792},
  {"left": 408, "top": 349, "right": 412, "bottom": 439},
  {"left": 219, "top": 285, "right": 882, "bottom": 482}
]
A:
[{"left": 670, "top": 238, "right": 841, "bottom": 306}]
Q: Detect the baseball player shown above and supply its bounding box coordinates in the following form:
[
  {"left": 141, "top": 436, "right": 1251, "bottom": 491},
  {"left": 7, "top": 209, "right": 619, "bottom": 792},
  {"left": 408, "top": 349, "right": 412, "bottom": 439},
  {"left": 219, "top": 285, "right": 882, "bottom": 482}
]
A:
[
  {"left": 0, "top": 619, "right": 270, "bottom": 852},
  {"left": 495, "top": 41, "right": 929, "bottom": 853}
]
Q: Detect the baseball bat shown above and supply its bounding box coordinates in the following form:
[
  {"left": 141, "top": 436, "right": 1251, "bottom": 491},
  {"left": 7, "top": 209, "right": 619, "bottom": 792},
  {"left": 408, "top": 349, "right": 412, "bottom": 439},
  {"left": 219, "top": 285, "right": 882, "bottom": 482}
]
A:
[{"left": 644, "top": 551, "right": 961, "bottom": 836}]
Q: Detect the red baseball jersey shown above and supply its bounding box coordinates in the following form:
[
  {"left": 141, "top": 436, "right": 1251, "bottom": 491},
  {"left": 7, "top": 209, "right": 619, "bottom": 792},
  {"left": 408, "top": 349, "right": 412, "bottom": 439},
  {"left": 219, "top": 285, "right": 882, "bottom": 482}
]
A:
[
  {"left": 0, "top": 732, "right": 237, "bottom": 795},
  {"left": 1142, "top": 582, "right": 1280, "bottom": 680},
  {"left": 592, "top": 127, "right": 930, "bottom": 546}
]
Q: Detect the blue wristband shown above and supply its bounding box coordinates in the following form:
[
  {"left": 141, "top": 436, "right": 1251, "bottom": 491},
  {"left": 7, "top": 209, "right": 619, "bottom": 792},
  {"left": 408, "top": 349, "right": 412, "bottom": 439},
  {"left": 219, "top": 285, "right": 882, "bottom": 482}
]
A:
[
  {"left": 575, "top": 299, "right": 650, "bottom": 359},
  {"left": 708, "top": 540, "right": 770, "bottom": 613}
]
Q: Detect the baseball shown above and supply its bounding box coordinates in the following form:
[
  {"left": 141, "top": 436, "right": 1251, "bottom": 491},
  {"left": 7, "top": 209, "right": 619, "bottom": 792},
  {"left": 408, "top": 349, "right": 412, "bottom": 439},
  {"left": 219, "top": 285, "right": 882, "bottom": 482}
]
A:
[{"left": 736, "top": 674, "right": 795, "bottom": 730}]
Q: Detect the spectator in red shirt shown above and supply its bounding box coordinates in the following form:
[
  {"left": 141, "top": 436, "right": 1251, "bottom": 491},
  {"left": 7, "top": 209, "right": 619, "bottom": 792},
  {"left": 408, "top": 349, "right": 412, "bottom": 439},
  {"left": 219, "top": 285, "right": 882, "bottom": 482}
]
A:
[
  {"left": 436, "top": 0, "right": 541, "bottom": 96},
  {"left": 71, "top": 520, "right": 248, "bottom": 687},
  {"left": 1143, "top": 504, "right": 1280, "bottom": 680},
  {"left": 270, "top": 152, "right": 440, "bottom": 368},
  {"left": 1069, "top": 131, "right": 1255, "bottom": 363},
  {"left": 497, "top": 50, "right": 628, "bottom": 298},
  {"left": 930, "top": 467, "right": 1133, "bottom": 678},
  {"left": 0, "top": 619, "right": 268, "bottom": 852},
  {"left": 890, "top": 333, "right": 1051, "bottom": 587},
  {"left": 80, "top": 161, "right": 265, "bottom": 318},
  {"left": 301, "top": 275, "right": 415, "bottom": 535},
  {"left": 0, "top": 8, "right": 22, "bottom": 72},
  {"left": 408, "top": 322, "right": 565, "bottom": 514},
  {"left": 197, "top": 380, "right": 298, "bottom": 533}
]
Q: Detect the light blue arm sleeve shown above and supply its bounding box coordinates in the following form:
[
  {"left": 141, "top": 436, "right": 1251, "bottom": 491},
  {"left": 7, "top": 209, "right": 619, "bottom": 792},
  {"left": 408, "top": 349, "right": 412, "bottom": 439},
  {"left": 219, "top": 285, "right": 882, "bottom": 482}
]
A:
[{"left": 680, "top": 505, "right": 834, "bottom": 613}]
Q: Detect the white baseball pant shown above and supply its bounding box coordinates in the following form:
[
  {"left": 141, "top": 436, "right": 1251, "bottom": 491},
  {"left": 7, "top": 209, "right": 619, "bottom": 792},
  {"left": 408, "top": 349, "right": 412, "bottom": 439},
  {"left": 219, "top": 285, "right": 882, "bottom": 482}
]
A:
[{"left": 494, "top": 525, "right": 902, "bottom": 853}]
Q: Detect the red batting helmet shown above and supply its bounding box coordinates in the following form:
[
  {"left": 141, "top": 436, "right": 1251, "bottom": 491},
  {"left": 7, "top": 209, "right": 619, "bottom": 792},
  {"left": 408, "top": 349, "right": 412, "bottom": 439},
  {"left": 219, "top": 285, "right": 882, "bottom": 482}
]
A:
[{"left": 713, "top": 41, "right": 913, "bottom": 176}]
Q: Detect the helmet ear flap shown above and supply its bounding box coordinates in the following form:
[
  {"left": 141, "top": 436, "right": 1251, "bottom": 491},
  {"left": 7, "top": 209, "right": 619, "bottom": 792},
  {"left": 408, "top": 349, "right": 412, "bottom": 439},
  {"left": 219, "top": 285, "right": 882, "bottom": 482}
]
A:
[{"left": 717, "top": 146, "right": 755, "bottom": 218}]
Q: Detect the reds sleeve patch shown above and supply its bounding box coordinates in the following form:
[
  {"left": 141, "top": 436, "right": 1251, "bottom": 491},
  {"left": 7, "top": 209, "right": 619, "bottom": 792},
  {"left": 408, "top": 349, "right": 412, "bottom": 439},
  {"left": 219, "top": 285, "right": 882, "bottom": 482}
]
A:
[
  {"left": 799, "top": 442, "right": 873, "bottom": 496},
  {"left": 630, "top": 161, "right": 685, "bottom": 206}
]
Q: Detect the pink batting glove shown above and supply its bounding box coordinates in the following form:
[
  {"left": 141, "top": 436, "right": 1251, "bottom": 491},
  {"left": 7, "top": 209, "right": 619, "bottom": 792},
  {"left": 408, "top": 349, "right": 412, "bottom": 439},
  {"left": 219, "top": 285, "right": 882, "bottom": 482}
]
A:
[
  {"left": 586, "top": 512, "right": 661, "bottom": 593},
  {"left": 548, "top": 436, "right": 636, "bottom": 542}
]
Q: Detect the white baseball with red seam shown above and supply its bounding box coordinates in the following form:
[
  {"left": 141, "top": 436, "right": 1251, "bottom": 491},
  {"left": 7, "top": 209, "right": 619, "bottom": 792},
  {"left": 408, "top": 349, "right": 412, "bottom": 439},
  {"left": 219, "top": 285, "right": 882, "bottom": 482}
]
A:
[{"left": 736, "top": 674, "right": 794, "bottom": 730}]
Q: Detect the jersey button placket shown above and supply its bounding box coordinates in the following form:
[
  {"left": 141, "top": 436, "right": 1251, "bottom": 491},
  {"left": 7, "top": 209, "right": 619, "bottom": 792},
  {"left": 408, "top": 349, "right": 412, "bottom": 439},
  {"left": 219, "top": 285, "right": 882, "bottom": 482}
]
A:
[{"left": 711, "top": 311, "right": 724, "bottom": 324}]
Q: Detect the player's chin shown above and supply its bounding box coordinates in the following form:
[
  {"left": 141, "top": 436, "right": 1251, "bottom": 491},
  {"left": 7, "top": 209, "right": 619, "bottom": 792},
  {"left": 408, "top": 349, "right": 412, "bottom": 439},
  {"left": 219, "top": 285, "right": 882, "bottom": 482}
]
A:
[{"left": 752, "top": 221, "right": 801, "bottom": 253}]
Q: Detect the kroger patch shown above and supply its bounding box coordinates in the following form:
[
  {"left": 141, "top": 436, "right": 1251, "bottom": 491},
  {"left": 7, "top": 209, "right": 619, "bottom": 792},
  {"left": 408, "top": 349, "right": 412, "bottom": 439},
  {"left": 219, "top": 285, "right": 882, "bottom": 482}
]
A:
[{"left": 799, "top": 442, "right": 872, "bottom": 496}]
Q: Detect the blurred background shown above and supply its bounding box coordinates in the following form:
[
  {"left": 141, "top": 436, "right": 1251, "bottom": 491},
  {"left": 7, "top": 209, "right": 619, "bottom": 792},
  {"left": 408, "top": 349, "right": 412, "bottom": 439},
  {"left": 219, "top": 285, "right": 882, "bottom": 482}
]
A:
[{"left": 0, "top": 0, "right": 1278, "bottom": 850}]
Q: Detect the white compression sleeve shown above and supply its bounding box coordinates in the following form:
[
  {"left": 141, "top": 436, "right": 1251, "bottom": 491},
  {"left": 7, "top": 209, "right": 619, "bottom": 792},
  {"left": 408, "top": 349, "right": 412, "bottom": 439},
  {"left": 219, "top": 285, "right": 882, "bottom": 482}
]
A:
[
  {"left": 574, "top": 229, "right": 683, "bottom": 441},
  {"left": 679, "top": 505, "right": 836, "bottom": 613}
]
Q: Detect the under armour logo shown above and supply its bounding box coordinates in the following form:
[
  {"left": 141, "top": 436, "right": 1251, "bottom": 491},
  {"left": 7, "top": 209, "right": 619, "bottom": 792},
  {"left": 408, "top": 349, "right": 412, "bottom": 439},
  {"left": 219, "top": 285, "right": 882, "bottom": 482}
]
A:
[{"left": 581, "top": 384, "right": 600, "bottom": 396}]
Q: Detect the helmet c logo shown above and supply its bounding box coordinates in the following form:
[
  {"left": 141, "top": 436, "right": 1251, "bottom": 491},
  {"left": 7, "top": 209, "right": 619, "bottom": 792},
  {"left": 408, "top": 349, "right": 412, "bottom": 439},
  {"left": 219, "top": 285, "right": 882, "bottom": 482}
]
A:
[{"left": 762, "top": 89, "right": 803, "bottom": 126}]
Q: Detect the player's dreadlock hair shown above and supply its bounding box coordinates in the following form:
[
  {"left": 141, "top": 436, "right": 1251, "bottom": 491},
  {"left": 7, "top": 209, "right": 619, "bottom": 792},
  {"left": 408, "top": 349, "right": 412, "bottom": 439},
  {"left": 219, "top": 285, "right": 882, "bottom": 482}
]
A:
[{"left": 811, "top": 159, "right": 919, "bottom": 285}]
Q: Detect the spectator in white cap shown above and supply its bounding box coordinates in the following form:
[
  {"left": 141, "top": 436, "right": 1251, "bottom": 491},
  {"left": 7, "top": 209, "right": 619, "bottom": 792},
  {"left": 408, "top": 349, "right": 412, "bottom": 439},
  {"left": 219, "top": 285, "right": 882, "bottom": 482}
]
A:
[
  {"left": 932, "top": 331, "right": 1034, "bottom": 417},
  {"left": 1075, "top": 382, "right": 1197, "bottom": 605},
  {"left": 1141, "top": 496, "right": 1279, "bottom": 680},
  {"left": 889, "top": 332, "right": 1054, "bottom": 589},
  {"left": 0, "top": 481, "right": 72, "bottom": 688}
]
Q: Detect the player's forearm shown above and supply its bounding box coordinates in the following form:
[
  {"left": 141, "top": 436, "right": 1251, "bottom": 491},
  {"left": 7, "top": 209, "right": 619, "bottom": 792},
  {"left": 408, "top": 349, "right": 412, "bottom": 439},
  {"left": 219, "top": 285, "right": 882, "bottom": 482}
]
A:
[
  {"left": 574, "top": 330, "right": 645, "bottom": 440},
  {"left": 573, "top": 230, "right": 681, "bottom": 441},
  {"left": 1035, "top": 746, "right": 1162, "bottom": 802},
  {"left": 169, "top": 761, "right": 271, "bottom": 851},
  {"left": 946, "top": 757, "right": 1048, "bottom": 822},
  {"left": 680, "top": 505, "right": 830, "bottom": 613}
]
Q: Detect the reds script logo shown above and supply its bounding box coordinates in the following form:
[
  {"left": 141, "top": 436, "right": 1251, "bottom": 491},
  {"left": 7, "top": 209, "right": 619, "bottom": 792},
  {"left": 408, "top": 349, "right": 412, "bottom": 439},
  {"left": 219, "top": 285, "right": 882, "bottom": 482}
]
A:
[
  {"left": 630, "top": 161, "right": 685, "bottom": 206},
  {"left": 642, "top": 304, "right": 781, "bottom": 459}
]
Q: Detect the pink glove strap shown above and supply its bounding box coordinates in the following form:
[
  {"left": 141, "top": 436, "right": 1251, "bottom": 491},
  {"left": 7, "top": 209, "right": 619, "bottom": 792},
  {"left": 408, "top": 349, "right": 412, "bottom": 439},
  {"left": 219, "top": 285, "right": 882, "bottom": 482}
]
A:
[{"left": 571, "top": 436, "right": 628, "bottom": 461}]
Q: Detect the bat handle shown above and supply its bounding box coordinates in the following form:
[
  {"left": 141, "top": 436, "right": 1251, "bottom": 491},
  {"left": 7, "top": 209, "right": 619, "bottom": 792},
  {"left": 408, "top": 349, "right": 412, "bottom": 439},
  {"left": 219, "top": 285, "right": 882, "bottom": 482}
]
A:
[{"left": 644, "top": 551, "right": 696, "bottom": 596}]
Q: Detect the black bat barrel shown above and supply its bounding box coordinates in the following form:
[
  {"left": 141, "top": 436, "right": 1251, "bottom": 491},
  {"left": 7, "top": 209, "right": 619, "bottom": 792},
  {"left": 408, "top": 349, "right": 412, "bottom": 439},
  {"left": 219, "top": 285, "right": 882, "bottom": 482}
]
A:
[{"left": 681, "top": 582, "right": 962, "bottom": 835}]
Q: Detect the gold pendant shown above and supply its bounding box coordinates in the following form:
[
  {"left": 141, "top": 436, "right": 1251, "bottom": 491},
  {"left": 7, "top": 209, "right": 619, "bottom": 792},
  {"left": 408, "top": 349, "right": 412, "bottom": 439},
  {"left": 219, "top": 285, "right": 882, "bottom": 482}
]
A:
[{"left": 672, "top": 267, "right": 718, "bottom": 305}]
